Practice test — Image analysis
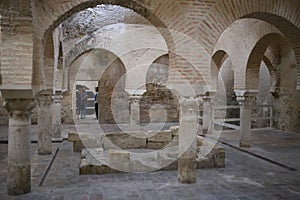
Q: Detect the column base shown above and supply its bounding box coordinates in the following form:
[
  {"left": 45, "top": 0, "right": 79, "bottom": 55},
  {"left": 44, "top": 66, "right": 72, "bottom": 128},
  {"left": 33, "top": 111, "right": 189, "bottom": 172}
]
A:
[
  {"left": 38, "top": 149, "right": 52, "bottom": 155},
  {"left": 52, "top": 137, "right": 64, "bottom": 142},
  {"left": 7, "top": 164, "right": 31, "bottom": 196},
  {"left": 239, "top": 140, "right": 251, "bottom": 148},
  {"left": 178, "top": 155, "right": 197, "bottom": 184}
]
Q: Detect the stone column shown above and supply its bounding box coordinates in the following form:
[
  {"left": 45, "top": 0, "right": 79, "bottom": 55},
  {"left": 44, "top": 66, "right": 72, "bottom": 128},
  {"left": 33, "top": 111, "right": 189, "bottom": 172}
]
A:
[
  {"left": 236, "top": 91, "right": 256, "bottom": 148},
  {"left": 52, "top": 94, "right": 63, "bottom": 139},
  {"left": 37, "top": 94, "right": 53, "bottom": 155},
  {"left": 4, "top": 99, "right": 36, "bottom": 195},
  {"left": 129, "top": 95, "right": 142, "bottom": 126},
  {"left": 178, "top": 96, "right": 198, "bottom": 184},
  {"left": 202, "top": 95, "right": 213, "bottom": 134}
]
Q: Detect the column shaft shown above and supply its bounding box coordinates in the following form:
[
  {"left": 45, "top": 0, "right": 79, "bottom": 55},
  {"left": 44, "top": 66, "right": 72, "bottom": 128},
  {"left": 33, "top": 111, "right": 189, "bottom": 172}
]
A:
[
  {"left": 239, "top": 103, "right": 251, "bottom": 147},
  {"left": 52, "top": 95, "right": 62, "bottom": 139},
  {"left": 178, "top": 96, "right": 198, "bottom": 184},
  {"left": 129, "top": 95, "right": 142, "bottom": 126},
  {"left": 236, "top": 92, "right": 256, "bottom": 148},
  {"left": 37, "top": 95, "right": 53, "bottom": 155},
  {"left": 4, "top": 99, "right": 35, "bottom": 195},
  {"left": 202, "top": 96, "right": 212, "bottom": 134}
]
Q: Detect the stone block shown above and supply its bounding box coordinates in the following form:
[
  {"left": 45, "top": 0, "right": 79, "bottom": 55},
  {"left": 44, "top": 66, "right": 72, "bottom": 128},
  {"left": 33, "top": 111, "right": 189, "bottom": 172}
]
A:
[
  {"left": 213, "top": 145, "right": 225, "bottom": 168},
  {"left": 170, "top": 126, "right": 179, "bottom": 137},
  {"left": 157, "top": 146, "right": 178, "bottom": 170},
  {"left": 73, "top": 141, "right": 84, "bottom": 152},
  {"left": 148, "top": 130, "right": 173, "bottom": 142},
  {"left": 78, "top": 141, "right": 225, "bottom": 175},
  {"left": 167, "top": 136, "right": 178, "bottom": 147},
  {"left": 197, "top": 136, "right": 203, "bottom": 146},
  {"left": 196, "top": 155, "right": 215, "bottom": 169},
  {"left": 109, "top": 149, "right": 130, "bottom": 172},
  {"left": 80, "top": 148, "right": 118, "bottom": 175},
  {"left": 72, "top": 133, "right": 102, "bottom": 152},
  {"left": 68, "top": 132, "right": 80, "bottom": 142},
  {"left": 178, "top": 152, "right": 197, "bottom": 184},
  {"left": 103, "top": 132, "right": 147, "bottom": 149},
  {"left": 147, "top": 141, "right": 168, "bottom": 149}
]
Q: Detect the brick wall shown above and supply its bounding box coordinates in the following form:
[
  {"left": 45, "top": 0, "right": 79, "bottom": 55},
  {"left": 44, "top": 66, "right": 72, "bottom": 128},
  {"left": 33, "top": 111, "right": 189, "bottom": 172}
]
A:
[{"left": 0, "top": 7, "right": 33, "bottom": 87}]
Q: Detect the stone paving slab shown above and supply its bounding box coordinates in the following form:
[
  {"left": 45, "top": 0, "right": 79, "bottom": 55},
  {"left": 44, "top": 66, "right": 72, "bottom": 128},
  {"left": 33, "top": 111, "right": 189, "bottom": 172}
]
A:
[
  {"left": 0, "top": 126, "right": 299, "bottom": 199},
  {"left": 218, "top": 128, "right": 300, "bottom": 170},
  {"left": 1, "top": 140, "right": 300, "bottom": 200}
]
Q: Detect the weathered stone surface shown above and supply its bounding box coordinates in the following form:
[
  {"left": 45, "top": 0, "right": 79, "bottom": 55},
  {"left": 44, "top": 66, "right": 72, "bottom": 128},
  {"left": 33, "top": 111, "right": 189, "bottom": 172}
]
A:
[
  {"left": 166, "top": 136, "right": 179, "bottom": 147},
  {"left": 73, "top": 141, "right": 85, "bottom": 152},
  {"left": 157, "top": 146, "right": 178, "bottom": 170},
  {"left": 148, "top": 130, "right": 173, "bottom": 142},
  {"left": 37, "top": 94, "right": 53, "bottom": 155},
  {"left": 80, "top": 149, "right": 117, "bottom": 175},
  {"left": 147, "top": 141, "right": 166, "bottom": 149},
  {"left": 78, "top": 141, "right": 225, "bottom": 175},
  {"left": 109, "top": 149, "right": 130, "bottom": 172},
  {"left": 178, "top": 141, "right": 198, "bottom": 184},
  {"left": 197, "top": 136, "right": 203, "bottom": 146},
  {"left": 68, "top": 132, "right": 102, "bottom": 151},
  {"left": 213, "top": 146, "right": 225, "bottom": 168},
  {"left": 4, "top": 99, "right": 36, "bottom": 195},
  {"left": 178, "top": 153, "right": 197, "bottom": 184},
  {"left": 68, "top": 132, "right": 80, "bottom": 142},
  {"left": 103, "top": 132, "right": 147, "bottom": 149},
  {"left": 52, "top": 95, "right": 63, "bottom": 138},
  {"left": 170, "top": 126, "right": 179, "bottom": 137}
]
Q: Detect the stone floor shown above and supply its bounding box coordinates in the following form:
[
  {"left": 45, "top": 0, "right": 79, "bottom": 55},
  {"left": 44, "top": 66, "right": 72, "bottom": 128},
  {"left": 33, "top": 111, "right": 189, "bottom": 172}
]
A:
[{"left": 0, "top": 121, "right": 299, "bottom": 200}]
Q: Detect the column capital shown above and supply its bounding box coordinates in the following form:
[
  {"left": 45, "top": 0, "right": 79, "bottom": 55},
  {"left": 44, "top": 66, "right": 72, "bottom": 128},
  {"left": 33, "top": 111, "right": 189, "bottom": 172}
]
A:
[
  {"left": 234, "top": 90, "right": 257, "bottom": 98},
  {"left": 179, "top": 96, "right": 199, "bottom": 123},
  {"left": 179, "top": 96, "right": 199, "bottom": 110},
  {"left": 129, "top": 95, "right": 142, "bottom": 102},
  {"left": 36, "top": 94, "right": 53, "bottom": 106},
  {"left": 4, "top": 99, "right": 36, "bottom": 119},
  {"left": 235, "top": 90, "right": 257, "bottom": 107},
  {"left": 52, "top": 95, "right": 63, "bottom": 104},
  {"left": 201, "top": 90, "right": 216, "bottom": 102},
  {"left": 203, "top": 95, "right": 212, "bottom": 102}
]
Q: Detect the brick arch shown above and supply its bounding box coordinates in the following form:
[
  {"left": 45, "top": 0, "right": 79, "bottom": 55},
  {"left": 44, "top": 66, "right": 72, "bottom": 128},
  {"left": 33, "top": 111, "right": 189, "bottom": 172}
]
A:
[
  {"left": 65, "top": 37, "right": 122, "bottom": 70},
  {"left": 32, "top": 0, "right": 174, "bottom": 93},
  {"left": 146, "top": 54, "right": 169, "bottom": 86},
  {"left": 212, "top": 18, "right": 284, "bottom": 91},
  {"left": 68, "top": 48, "right": 126, "bottom": 89},
  {"left": 141, "top": 55, "right": 180, "bottom": 124},
  {"left": 246, "top": 33, "right": 287, "bottom": 90},
  {"left": 65, "top": 25, "right": 168, "bottom": 70},
  {"left": 68, "top": 44, "right": 168, "bottom": 96},
  {"left": 262, "top": 56, "right": 279, "bottom": 97},
  {"left": 199, "top": 0, "right": 300, "bottom": 89},
  {"left": 243, "top": 12, "right": 300, "bottom": 90},
  {"left": 98, "top": 54, "right": 127, "bottom": 124},
  {"left": 210, "top": 50, "right": 232, "bottom": 91},
  {"left": 201, "top": 0, "right": 300, "bottom": 54}
]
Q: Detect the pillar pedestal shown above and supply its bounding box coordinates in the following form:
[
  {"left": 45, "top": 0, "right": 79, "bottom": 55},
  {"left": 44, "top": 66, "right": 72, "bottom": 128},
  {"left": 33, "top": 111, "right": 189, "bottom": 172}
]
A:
[
  {"left": 235, "top": 91, "right": 256, "bottom": 148},
  {"left": 4, "top": 99, "right": 35, "bottom": 195},
  {"left": 37, "top": 94, "right": 53, "bottom": 155},
  {"left": 178, "top": 96, "right": 198, "bottom": 184},
  {"left": 52, "top": 94, "right": 63, "bottom": 139}
]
